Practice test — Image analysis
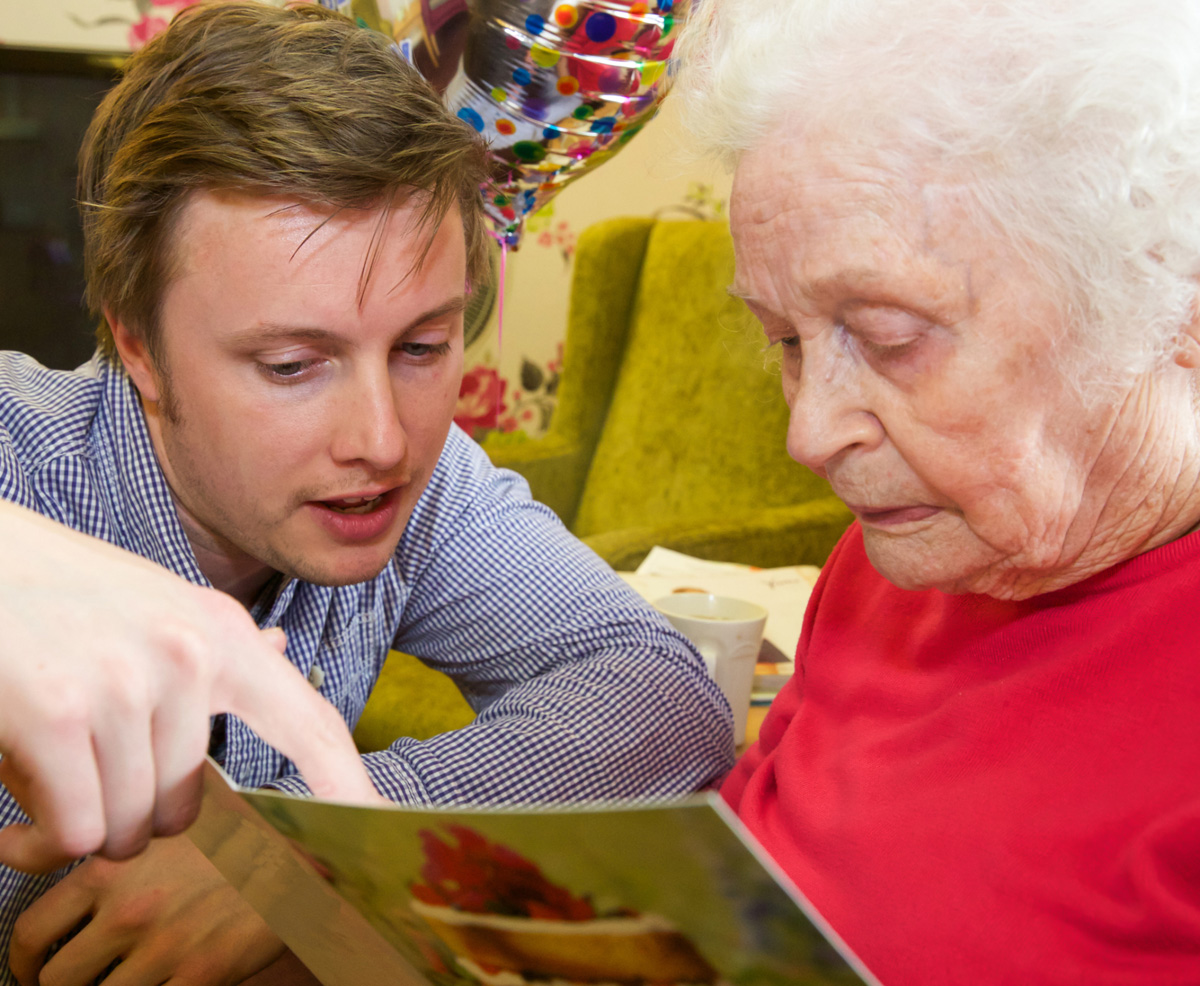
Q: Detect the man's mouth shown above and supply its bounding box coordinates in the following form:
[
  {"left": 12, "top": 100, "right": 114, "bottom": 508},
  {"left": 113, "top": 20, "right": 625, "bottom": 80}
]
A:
[
  {"left": 323, "top": 494, "right": 386, "bottom": 515},
  {"left": 305, "top": 485, "right": 408, "bottom": 544}
]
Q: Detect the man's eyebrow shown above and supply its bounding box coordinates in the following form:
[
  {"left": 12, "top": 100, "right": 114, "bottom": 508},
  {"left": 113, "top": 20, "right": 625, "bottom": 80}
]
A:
[
  {"left": 229, "top": 297, "right": 468, "bottom": 343},
  {"left": 400, "top": 297, "right": 469, "bottom": 329}
]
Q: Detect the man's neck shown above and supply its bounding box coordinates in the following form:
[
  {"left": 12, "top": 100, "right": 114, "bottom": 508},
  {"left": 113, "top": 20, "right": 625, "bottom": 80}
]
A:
[{"left": 172, "top": 502, "right": 278, "bottom": 607}]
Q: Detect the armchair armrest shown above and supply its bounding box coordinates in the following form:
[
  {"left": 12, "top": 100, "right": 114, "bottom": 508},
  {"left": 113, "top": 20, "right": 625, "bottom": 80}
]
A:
[
  {"left": 354, "top": 651, "right": 476, "bottom": 752},
  {"left": 580, "top": 496, "right": 855, "bottom": 571}
]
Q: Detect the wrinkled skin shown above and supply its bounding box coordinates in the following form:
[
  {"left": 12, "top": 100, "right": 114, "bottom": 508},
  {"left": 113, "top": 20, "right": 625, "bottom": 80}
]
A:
[{"left": 731, "top": 122, "right": 1200, "bottom": 598}]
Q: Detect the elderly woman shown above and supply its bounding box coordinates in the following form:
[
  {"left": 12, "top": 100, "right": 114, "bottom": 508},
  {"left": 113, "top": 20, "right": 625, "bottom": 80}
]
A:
[{"left": 676, "top": 0, "right": 1200, "bottom": 982}]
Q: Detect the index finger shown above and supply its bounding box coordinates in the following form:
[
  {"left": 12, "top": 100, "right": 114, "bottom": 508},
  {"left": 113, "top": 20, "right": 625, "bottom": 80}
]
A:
[{"left": 216, "top": 640, "right": 382, "bottom": 804}]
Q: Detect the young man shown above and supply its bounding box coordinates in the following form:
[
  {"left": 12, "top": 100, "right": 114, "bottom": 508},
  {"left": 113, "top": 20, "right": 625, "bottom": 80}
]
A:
[{"left": 0, "top": 4, "right": 732, "bottom": 983}]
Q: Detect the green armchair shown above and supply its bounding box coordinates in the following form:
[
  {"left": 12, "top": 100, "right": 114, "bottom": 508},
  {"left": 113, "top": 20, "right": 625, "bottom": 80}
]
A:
[{"left": 484, "top": 216, "right": 853, "bottom": 571}]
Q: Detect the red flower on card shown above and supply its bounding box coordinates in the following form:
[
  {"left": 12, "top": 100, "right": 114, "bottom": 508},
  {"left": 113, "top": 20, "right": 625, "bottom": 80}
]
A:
[{"left": 410, "top": 826, "right": 600, "bottom": 921}]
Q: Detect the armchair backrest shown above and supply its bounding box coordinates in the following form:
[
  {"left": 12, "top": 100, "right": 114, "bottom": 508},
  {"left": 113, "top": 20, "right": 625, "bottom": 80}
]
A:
[
  {"left": 570, "top": 219, "right": 834, "bottom": 539},
  {"left": 483, "top": 217, "right": 657, "bottom": 528}
]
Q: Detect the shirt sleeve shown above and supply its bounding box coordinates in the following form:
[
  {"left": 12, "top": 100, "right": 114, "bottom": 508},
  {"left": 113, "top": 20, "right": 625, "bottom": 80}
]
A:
[{"left": 272, "top": 426, "right": 736, "bottom": 805}]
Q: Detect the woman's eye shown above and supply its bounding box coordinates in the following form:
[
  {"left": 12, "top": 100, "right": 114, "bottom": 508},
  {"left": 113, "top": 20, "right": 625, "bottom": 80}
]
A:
[
  {"left": 834, "top": 311, "right": 924, "bottom": 366},
  {"left": 861, "top": 335, "right": 917, "bottom": 357},
  {"left": 767, "top": 334, "right": 801, "bottom": 360},
  {"left": 854, "top": 327, "right": 925, "bottom": 363}
]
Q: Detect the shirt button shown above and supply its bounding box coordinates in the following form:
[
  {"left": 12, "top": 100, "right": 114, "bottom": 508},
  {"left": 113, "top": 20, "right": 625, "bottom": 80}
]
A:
[{"left": 307, "top": 665, "right": 325, "bottom": 690}]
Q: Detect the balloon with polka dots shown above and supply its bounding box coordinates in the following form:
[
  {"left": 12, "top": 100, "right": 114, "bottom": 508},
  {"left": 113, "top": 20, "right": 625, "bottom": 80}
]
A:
[{"left": 316, "top": 0, "right": 685, "bottom": 248}]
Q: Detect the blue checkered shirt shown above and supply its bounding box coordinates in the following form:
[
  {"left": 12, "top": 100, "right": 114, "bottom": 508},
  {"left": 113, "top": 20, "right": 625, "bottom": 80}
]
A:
[{"left": 0, "top": 352, "right": 734, "bottom": 975}]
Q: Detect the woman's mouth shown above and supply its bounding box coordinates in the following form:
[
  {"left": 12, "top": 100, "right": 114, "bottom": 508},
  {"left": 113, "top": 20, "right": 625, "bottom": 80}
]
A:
[{"left": 854, "top": 504, "right": 941, "bottom": 527}]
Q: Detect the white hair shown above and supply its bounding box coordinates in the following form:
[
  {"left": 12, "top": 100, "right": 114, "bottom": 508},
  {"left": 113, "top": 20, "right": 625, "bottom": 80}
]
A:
[{"left": 676, "top": 0, "right": 1200, "bottom": 393}]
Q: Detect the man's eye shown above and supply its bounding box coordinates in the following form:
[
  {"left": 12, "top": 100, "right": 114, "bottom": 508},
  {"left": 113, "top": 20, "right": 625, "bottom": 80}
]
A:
[
  {"left": 258, "top": 359, "right": 315, "bottom": 380},
  {"left": 401, "top": 341, "right": 452, "bottom": 358}
]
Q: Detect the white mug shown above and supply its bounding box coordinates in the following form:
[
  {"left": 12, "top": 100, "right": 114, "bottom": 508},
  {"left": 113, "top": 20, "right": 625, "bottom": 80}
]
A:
[{"left": 653, "top": 593, "right": 768, "bottom": 746}]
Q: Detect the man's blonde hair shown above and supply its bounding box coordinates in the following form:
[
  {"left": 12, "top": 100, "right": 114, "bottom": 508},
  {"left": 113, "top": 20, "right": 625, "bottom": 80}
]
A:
[{"left": 79, "top": 1, "right": 490, "bottom": 360}]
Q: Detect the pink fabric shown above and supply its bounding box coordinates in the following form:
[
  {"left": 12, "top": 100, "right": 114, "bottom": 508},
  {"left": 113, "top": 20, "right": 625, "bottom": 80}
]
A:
[{"left": 725, "top": 524, "right": 1200, "bottom": 985}]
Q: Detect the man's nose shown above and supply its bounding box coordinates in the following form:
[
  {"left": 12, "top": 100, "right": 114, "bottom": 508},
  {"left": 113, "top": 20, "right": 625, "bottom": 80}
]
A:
[
  {"left": 784, "top": 344, "right": 883, "bottom": 474},
  {"left": 331, "top": 368, "right": 407, "bottom": 471}
]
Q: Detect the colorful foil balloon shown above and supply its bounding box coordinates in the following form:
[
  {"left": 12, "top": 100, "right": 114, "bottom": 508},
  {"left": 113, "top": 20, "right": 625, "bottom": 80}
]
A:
[{"left": 314, "top": 0, "right": 685, "bottom": 247}]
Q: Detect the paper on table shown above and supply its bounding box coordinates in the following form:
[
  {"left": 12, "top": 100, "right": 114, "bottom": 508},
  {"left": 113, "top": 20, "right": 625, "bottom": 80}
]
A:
[{"left": 620, "top": 546, "right": 820, "bottom": 662}]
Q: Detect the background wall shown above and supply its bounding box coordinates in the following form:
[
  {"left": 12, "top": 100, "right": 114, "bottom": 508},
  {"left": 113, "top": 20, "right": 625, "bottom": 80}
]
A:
[
  {"left": 1, "top": 0, "right": 734, "bottom": 438},
  {"left": 0, "top": 0, "right": 189, "bottom": 52},
  {"left": 456, "top": 98, "right": 731, "bottom": 439}
]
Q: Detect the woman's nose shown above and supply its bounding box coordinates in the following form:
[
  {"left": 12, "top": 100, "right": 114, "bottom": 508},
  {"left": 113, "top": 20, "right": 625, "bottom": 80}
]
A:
[{"left": 784, "top": 345, "right": 883, "bottom": 474}]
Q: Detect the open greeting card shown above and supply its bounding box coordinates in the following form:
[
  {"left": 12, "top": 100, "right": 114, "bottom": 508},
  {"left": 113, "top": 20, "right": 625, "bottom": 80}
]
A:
[{"left": 188, "top": 761, "right": 880, "bottom": 986}]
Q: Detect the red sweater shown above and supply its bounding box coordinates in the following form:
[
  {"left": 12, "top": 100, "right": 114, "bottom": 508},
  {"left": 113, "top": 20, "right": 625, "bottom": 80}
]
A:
[{"left": 724, "top": 524, "right": 1200, "bottom": 985}]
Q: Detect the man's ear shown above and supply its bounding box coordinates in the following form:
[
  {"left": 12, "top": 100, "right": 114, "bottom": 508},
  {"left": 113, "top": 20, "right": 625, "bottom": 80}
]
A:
[{"left": 107, "top": 310, "right": 162, "bottom": 403}]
